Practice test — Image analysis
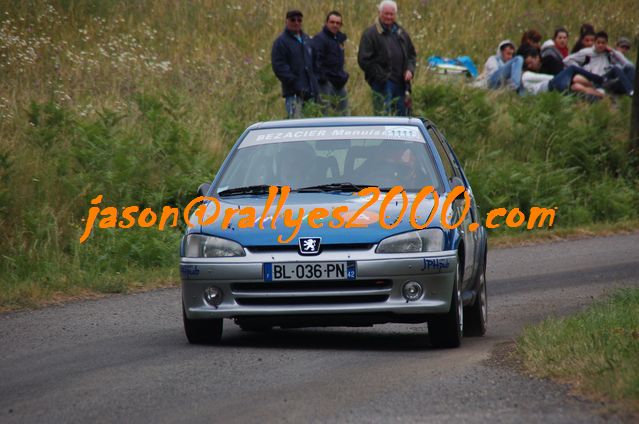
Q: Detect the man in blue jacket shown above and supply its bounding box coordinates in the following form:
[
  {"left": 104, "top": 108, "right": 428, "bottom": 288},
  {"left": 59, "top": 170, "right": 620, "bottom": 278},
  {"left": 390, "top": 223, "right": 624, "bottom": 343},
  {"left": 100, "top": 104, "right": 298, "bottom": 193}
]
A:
[
  {"left": 312, "top": 11, "right": 349, "bottom": 115},
  {"left": 271, "top": 10, "right": 319, "bottom": 118}
]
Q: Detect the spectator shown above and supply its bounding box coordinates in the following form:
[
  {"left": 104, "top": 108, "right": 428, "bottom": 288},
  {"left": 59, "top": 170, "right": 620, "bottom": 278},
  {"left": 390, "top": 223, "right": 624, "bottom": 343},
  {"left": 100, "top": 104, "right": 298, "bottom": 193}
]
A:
[
  {"left": 515, "top": 29, "right": 542, "bottom": 56},
  {"left": 540, "top": 27, "right": 569, "bottom": 75},
  {"left": 521, "top": 48, "right": 604, "bottom": 99},
  {"left": 475, "top": 40, "right": 515, "bottom": 84},
  {"left": 271, "top": 10, "right": 319, "bottom": 118},
  {"left": 358, "top": 0, "right": 416, "bottom": 116},
  {"left": 481, "top": 40, "right": 524, "bottom": 92},
  {"left": 564, "top": 31, "right": 635, "bottom": 95},
  {"left": 616, "top": 37, "right": 631, "bottom": 59},
  {"left": 312, "top": 11, "right": 349, "bottom": 115},
  {"left": 571, "top": 23, "right": 595, "bottom": 53}
]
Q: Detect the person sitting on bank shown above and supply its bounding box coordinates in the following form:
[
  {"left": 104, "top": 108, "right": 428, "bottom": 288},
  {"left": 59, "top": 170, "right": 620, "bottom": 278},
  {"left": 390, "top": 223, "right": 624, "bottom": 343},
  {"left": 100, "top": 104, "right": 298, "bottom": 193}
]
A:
[
  {"left": 571, "top": 23, "right": 595, "bottom": 53},
  {"left": 615, "top": 37, "right": 632, "bottom": 60},
  {"left": 540, "top": 27, "right": 569, "bottom": 75},
  {"left": 478, "top": 40, "right": 524, "bottom": 92},
  {"left": 521, "top": 48, "right": 604, "bottom": 99},
  {"left": 312, "top": 10, "right": 349, "bottom": 115},
  {"left": 515, "top": 29, "right": 542, "bottom": 56},
  {"left": 564, "top": 31, "right": 635, "bottom": 96}
]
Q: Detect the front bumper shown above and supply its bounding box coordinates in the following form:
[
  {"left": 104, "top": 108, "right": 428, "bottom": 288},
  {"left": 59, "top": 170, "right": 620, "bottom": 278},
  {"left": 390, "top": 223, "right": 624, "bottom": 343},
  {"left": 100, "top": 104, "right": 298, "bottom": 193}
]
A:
[{"left": 181, "top": 247, "right": 457, "bottom": 320}]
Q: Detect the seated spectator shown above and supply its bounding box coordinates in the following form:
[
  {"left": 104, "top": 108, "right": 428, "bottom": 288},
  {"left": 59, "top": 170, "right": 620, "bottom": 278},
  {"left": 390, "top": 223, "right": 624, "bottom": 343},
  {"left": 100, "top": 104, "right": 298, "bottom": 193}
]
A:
[
  {"left": 571, "top": 23, "right": 595, "bottom": 53},
  {"left": 616, "top": 37, "right": 631, "bottom": 59},
  {"left": 564, "top": 31, "right": 635, "bottom": 95},
  {"left": 521, "top": 48, "right": 604, "bottom": 99},
  {"left": 474, "top": 40, "right": 515, "bottom": 86},
  {"left": 475, "top": 40, "right": 524, "bottom": 92},
  {"left": 515, "top": 29, "right": 542, "bottom": 56},
  {"left": 540, "top": 27, "right": 569, "bottom": 75}
]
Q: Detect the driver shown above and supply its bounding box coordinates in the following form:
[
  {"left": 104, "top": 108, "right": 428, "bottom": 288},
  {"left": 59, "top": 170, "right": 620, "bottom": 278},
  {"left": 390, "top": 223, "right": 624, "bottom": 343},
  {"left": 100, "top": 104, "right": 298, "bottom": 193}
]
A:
[
  {"left": 277, "top": 142, "right": 317, "bottom": 188},
  {"left": 376, "top": 144, "right": 421, "bottom": 188}
]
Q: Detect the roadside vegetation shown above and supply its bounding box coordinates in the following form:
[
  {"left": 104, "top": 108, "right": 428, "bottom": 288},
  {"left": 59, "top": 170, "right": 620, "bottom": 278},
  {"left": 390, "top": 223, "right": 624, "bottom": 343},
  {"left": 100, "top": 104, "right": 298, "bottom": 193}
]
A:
[
  {"left": 1, "top": 0, "right": 637, "bottom": 310},
  {"left": 518, "top": 288, "right": 639, "bottom": 414}
]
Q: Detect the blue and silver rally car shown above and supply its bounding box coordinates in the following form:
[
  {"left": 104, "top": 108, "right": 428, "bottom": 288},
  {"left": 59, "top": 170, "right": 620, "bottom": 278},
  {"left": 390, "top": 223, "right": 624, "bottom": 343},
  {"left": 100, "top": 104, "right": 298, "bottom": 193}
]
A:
[{"left": 181, "top": 117, "right": 487, "bottom": 348}]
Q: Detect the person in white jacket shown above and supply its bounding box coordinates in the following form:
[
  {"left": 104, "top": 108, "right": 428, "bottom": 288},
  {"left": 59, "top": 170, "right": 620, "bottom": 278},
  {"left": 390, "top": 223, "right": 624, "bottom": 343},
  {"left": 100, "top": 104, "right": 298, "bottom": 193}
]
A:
[
  {"left": 474, "top": 40, "right": 523, "bottom": 91},
  {"left": 564, "top": 31, "right": 634, "bottom": 95}
]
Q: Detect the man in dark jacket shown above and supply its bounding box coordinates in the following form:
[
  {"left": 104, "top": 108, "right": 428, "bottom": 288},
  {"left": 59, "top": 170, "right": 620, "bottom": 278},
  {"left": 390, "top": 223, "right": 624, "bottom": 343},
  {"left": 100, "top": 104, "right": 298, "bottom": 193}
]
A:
[
  {"left": 271, "top": 10, "right": 319, "bottom": 118},
  {"left": 357, "top": 0, "right": 416, "bottom": 116},
  {"left": 312, "top": 11, "right": 349, "bottom": 115}
]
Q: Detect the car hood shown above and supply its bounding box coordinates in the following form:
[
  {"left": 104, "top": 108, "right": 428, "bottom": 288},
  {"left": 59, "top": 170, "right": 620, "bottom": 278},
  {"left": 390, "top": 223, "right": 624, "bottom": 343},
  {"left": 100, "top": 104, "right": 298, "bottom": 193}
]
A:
[{"left": 192, "top": 191, "right": 450, "bottom": 246}]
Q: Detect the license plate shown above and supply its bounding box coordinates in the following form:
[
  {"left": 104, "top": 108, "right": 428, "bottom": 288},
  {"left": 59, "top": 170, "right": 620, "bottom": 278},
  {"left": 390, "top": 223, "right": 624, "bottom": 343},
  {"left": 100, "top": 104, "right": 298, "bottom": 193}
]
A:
[{"left": 263, "top": 261, "right": 356, "bottom": 281}]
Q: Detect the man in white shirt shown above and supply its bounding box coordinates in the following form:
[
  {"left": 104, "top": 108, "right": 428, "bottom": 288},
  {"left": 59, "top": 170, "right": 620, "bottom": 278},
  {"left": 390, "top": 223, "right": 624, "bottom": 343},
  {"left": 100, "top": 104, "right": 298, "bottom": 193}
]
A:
[{"left": 564, "top": 31, "right": 634, "bottom": 95}]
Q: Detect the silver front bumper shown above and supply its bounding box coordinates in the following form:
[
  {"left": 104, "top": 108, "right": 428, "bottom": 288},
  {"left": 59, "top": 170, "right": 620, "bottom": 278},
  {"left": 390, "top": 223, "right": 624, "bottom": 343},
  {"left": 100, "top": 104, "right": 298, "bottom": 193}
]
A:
[{"left": 181, "top": 248, "right": 457, "bottom": 320}]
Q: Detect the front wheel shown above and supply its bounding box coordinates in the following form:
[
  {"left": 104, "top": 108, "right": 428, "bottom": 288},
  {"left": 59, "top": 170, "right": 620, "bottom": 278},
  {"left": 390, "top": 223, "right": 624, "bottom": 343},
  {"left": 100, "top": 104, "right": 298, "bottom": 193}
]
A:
[
  {"left": 183, "top": 304, "right": 223, "bottom": 345},
  {"left": 463, "top": 260, "right": 487, "bottom": 337},
  {"left": 428, "top": 259, "right": 463, "bottom": 348}
]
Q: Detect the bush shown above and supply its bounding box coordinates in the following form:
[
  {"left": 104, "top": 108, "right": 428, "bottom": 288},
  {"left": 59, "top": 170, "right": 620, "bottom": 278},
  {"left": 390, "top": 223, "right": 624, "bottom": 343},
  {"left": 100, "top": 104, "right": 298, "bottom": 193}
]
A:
[{"left": 0, "top": 93, "right": 217, "bottom": 307}]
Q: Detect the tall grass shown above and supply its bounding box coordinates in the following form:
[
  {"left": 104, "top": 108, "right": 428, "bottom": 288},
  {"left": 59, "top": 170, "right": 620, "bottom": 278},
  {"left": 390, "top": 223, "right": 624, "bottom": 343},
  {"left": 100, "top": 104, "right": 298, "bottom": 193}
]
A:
[{"left": 0, "top": 0, "right": 637, "bottom": 308}]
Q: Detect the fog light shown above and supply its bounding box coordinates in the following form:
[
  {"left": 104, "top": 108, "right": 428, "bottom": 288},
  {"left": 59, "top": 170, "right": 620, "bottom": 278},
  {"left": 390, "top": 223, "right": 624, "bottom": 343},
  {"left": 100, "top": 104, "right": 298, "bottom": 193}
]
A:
[
  {"left": 402, "top": 281, "right": 423, "bottom": 301},
  {"left": 203, "top": 286, "right": 223, "bottom": 306}
]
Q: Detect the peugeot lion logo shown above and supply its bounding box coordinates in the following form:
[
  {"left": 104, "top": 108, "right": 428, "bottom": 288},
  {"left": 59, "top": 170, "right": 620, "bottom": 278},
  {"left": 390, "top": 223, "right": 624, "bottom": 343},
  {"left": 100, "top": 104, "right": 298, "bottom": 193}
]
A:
[{"left": 299, "top": 237, "right": 321, "bottom": 255}]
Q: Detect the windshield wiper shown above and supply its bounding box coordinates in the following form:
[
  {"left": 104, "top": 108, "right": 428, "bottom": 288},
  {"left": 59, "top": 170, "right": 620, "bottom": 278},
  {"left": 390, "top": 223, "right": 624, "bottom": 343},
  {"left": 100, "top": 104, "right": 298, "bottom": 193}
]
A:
[
  {"left": 217, "top": 185, "right": 277, "bottom": 197},
  {"left": 296, "top": 182, "right": 380, "bottom": 193}
]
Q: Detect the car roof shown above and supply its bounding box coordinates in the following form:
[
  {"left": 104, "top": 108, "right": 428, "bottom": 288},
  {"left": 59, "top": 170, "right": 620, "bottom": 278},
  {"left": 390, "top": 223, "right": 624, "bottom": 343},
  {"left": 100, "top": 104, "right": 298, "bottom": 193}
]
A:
[{"left": 247, "top": 116, "right": 428, "bottom": 130}]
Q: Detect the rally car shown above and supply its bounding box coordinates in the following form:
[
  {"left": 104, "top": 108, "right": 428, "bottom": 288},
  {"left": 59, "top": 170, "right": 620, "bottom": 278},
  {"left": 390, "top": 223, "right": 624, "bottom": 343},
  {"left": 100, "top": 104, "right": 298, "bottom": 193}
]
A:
[{"left": 180, "top": 117, "right": 488, "bottom": 348}]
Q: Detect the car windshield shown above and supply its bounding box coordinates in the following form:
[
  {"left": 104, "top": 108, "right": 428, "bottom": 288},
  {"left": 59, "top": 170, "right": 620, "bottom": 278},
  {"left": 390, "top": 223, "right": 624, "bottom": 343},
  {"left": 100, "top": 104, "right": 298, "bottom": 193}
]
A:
[{"left": 214, "top": 125, "right": 444, "bottom": 195}]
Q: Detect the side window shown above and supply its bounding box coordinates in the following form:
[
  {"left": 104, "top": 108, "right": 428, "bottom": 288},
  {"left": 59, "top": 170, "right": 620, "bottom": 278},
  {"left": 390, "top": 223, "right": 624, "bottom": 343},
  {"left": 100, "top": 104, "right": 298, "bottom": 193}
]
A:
[
  {"left": 436, "top": 129, "right": 478, "bottom": 222},
  {"left": 436, "top": 130, "right": 465, "bottom": 181},
  {"left": 428, "top": 127, "right": 456, "bottom": 182}
]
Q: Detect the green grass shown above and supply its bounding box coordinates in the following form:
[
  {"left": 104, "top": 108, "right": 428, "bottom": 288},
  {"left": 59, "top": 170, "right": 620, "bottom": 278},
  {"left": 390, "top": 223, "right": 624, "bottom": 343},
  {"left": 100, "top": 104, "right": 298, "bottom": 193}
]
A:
[
  {"left": 0, "top": 0, "right": 637, "bottom": 309},
  {"left": 518, "top": 288, "right": 639, "bottom": 414}
]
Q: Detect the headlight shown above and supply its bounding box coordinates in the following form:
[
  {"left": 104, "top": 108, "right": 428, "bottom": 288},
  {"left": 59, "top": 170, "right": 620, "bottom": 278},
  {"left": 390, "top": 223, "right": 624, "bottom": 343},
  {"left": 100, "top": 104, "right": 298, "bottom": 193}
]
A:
[
  {"left": 376, "top": 229, "right": 444, "bottom": 253},
  {"left": 184, "top": 234, "right": 245, "bottom": 258}
]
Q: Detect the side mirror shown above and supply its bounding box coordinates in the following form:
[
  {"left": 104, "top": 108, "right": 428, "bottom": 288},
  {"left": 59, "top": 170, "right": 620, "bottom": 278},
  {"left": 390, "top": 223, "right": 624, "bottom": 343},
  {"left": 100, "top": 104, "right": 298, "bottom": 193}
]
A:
[
  {"left": 450, "top": 176, "right": 465, "bottom": 190},
  {"left": 197, "top": 182, "right": 211, "bottom": 197}
]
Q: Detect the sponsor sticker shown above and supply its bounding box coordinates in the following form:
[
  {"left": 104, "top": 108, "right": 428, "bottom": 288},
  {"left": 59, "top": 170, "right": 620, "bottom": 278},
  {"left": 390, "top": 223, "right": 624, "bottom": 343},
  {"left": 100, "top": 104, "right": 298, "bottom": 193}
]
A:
[{"left": 421, "top": 258, "right": 450, "bottom": 272}]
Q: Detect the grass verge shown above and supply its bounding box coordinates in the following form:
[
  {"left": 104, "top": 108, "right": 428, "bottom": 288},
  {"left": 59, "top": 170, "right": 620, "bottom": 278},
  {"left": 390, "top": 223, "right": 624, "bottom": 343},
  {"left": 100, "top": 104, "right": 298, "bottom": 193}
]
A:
[
  {"left": 0, "top": 266, "right": 178, "bottom": 314},
  {"left": 518, "top": 288, "right": 639, "bottom": 415}
]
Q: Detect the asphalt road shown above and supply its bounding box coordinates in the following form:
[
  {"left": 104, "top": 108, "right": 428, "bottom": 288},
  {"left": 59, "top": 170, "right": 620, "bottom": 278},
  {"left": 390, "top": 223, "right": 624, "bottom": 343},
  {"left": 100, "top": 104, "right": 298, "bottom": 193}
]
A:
[{"left": 1, "top": 233, "right": 639, "bottom": 423}]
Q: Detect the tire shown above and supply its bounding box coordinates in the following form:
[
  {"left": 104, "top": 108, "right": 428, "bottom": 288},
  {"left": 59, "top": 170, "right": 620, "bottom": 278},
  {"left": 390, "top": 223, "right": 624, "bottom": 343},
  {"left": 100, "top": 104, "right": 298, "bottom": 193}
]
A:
[
  {"left": 463, "top": 257, "right": 488, "bottom": 337},
  {"left": 428, "top": 258, "right": 463, "bottom": 348},
  {"left": 182, "top": 304, "right": 223, "bottom": 345}
]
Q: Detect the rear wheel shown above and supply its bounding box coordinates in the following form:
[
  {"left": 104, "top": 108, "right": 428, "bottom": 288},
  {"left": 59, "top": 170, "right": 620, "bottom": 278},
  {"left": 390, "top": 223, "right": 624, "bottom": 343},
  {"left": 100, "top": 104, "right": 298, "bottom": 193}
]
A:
[
  {"left": 463, "top": 258, "right": 487, "bottom": 337},
  {"left": 183, "top": 304, "right": 223, "bottom": 345},
  {"left": 428, "top": 259, "right": 463, "bottom": 348}
]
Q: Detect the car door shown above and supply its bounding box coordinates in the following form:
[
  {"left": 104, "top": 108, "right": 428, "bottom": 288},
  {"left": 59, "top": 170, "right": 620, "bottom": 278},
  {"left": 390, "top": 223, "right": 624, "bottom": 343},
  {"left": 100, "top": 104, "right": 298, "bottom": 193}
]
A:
[{"left": 428, "top": 126, "right": 478, "bottom": 289}]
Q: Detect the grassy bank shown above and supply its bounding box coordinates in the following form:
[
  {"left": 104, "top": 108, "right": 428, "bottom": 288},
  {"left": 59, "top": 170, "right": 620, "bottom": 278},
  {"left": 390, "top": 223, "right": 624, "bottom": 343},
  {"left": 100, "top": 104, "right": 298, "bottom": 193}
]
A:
[
  {"left": 1, "top": 0, "right": 638, "bottom": 310},
  {"left": 518, "top": 288, "right": 639, "bottom": 414},
  {"left": 412, "top": 84, "right": 638, "bottom": 234}
]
